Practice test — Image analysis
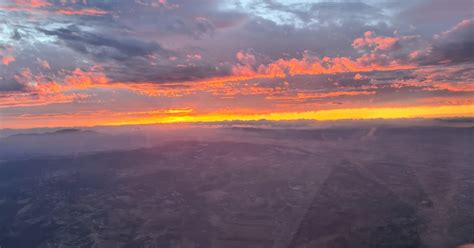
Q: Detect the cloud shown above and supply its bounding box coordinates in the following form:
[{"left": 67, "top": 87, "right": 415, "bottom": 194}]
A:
[
  {"left": 0, "top": 78, "right": 25, "bottom": 92},
  {"left": 352, "top": 31, "right": 398, "bottom": 51},
  {"left": 38, "top": 25, "right": 168, "bottom": 61},
  {"left": 353, "top": 31, "right": 422, "bottom": 66},
  {"left": 55, "top": 8, "right": 109, "bottom": 16},
  {"left": 353, "top": 73, "right": 364, "bottom": 80},
  {"left": 0, "top": 67, "right": 95, "bottom": 107},
  {"left": 14, "top": 0, "right": 51, "bottom": 8},
  {"left": 230, "top": 45, "right": 415, "bottom": 80},
  {"left": 424, "top": 19, "right": 474, "bottom": 64},
  {"left": 1, "top": 55, "right": 15, "bottom": 65},
  {"left": 258, "top": 0, "right": 385, "bottom": 26},
  {"left": 394, "top": 0, "right": 473, "bottom": 35},
  {"left": 0, "top": 46, "right": 16, "bottom": 65},
  {"left": 266, "top": 91, "right": 375, "bottom": 103},
  {"left": 1, "top": 0, "right": 109, "bottom": 16},
  {"left": 236, "top": 50, "right": 257, "bottom": 66},
  {"left": 396, "top": 19, "right": 474, "bottom": 65},
  {"left": 0, "top": 91, "right": 88, "bottom": 108},
  {"left": 350, "top": 19, "right": 474, "bottom": 67},
  {"left": 37, "top": 58, "right": 50, "bottom": 69},
  {"left": 134, "top": 0, "right": 179, "bottom": 9},
  {"left": 64, "top": 67, "right": 109, "bottom": 88},
  {"left": 1, "top": 0, "right": 473, "bottom": 126},
  {"left": 391, "top": 63, "right": 474, "bottom": 94}
]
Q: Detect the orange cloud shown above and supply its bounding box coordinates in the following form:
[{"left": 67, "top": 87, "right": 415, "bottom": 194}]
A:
[
  {"left": 353, "top": 73, "right": 363, "bottom": 80},
  {"left": 352, "top": 31, "right": 398, "bottom": 51},
  {"left": 0, "top": 67, "right": 100, "bottom": 108},
  {"left": 64, "top": 68, "right": 109, "bottom": 88},
  {"left": 266, "top": 91, "right": 375, "bottom": 102},
  {"left": 0, "top": 67, "right": 110, "bottom": 108},
  {"left": 231, "top": 52, "right": 415, "bottom": 80},
  {"left": 226, "top": 33, "right": 419, "bottom": 82},
  {"left": 431, "top": 83, "right": 474, "bottom": 92},
  {"left": 112, "top": 79, "right": 288, "bottom": 99},
  {"left": 12, "top": 68, "right": 64, "bottom": 94},
  {"left": 392, "top": 78, "right": 474, "bottom": 93},
  {"left": 0, "top": 92, "right": 88, "bottom": 108},
  {"left": 1, "top": 56, "right": 15, "bottom": 65},
  {"left": 55, "top": 8, "right": 108, "bottom": 16}
]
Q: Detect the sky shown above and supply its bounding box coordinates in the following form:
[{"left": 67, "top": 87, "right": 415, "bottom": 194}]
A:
[{"left": 0, "top": 0, "right": 473, "bottom": 129}]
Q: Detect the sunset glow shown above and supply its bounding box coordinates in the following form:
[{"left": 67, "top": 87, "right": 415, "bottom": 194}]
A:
[
  {"left": 2, "top": 105, "right": 472, "bottom": 129},
  {"left": 108, "top": 104, "right": 474, "bottom": 126},
  {"left": 0, "top": 0, "right": 473, "bottom": 129}
]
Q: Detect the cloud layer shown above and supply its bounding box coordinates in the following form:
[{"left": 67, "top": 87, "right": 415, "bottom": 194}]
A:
[{"left": 0, "top": 0, "right": 473, "bottom": 128}]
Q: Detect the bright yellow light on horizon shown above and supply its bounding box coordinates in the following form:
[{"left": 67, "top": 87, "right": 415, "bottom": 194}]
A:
[{"left": 107, "top": 104, "right": 474, "bottom": 126}]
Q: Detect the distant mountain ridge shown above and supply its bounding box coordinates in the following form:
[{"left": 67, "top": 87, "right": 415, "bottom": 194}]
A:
[{"left": 8, "top": 128, "right": 97, "bottom": 138}]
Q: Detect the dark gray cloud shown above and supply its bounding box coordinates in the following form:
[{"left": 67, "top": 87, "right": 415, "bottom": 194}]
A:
[
  {"left": 422, "top": 19, "right": 474, "bottom": 65},
  {"left": 0, "top": 78, "right": 25, "bottom": 92},
  {"left": 38, "top": 25, "right": 169, "bottom": 61},
  {"left": 394, "top": 0, "right": 473, "bottom": 36},
  {"left": 35, "top": 24, "right": 236, "bottom": 83},
  {"left": 96, "top": 0, "right": 247, "bottom": 39},
  {"left": 104, "top": 60, "right": 232, "bottom": 83},
  {"left": 11, "top": 28, "right": 22, "bottom": 40}
]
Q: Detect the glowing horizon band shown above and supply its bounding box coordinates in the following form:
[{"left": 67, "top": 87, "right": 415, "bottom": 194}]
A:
[{"left": 107, "top": 104, "right": 474, "bottom": 126}]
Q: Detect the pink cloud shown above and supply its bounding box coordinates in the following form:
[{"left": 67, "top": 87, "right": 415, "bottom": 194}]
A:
[
  {"left": 1, "top": 56, "right": 15, "bottom": 65},
  {"left": 14, "top": 0, "right": 51, "bottom": 8},
  {"left": 37, "top": 58, "right": 50, "bottom": 69},
  {"left": 64, "top": 68, "right": 109, "bottom": 88},
  {"left": 435, "top": 19, "right": 474, "bottom": 42},
  {"left": 352, "top": 31, "right": 398, "bottom": 51},
  {"left": 55, "top": 8, "right": 108, "bottom": 16},
  {"left": 236, "top": 50, "right": 257, "bottom": 65}
]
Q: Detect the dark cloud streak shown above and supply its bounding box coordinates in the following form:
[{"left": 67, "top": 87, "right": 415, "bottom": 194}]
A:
[{"left": 38, "top": 25, "right": 169, "bottom": 61}]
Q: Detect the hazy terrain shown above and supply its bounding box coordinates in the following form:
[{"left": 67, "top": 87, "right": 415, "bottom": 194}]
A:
[{"left": 0, "top": 120, "right": 473, "bottom": 248}]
